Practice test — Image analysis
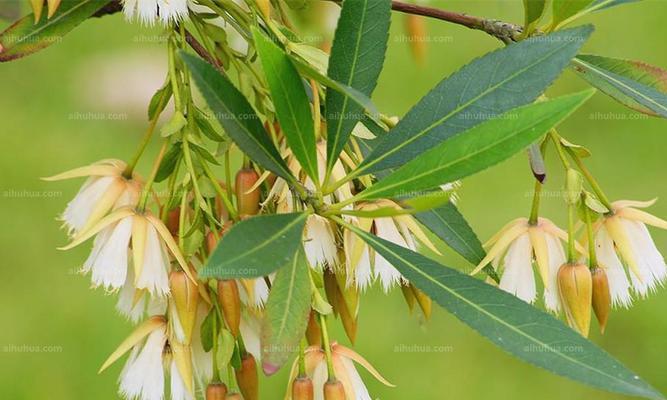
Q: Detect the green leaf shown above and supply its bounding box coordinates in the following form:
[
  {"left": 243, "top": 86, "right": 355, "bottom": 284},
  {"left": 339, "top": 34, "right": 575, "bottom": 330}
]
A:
[
  {"left": 260, "top": 248, "right": 311, "bottom": 375},
  {"left": 0, "top": 0, "right": 111, "bottom": 62},
  {"left": 200, "top": 212, "right": 308, "bottom": 279},
  {"left": 523, "top": 0, "right": 547, "bottom": 36},
  {"left": 252, "top": 27, "right": 318, "bottom": 182},
  {"left": 200, "top": 306, "right": 218, "bottom": 353},
  {"left": 572, "top": 54, "right": 667, "bottom": 118},
  {"left": 160, "top": 111, "right": 187, "bottom": 137},
  {"left": 290, "top": 53, "right": 382, "bottom": 126},
  {"left": 325, "top": 0, "right": 391, "bottom": 173},
  {"left": 552, "top": 0, "right": 596, "bottom": 28},
  {"left": 348, "top": 225, "right": 664, "bottom": 400},
  {"left": 358, "top": 26, "right": 593, "bottom": 175},
  {"left": 148, "top": 80, "right": 172, "bottom": 120},
  {"left": 587, "top": 0, "right": 641, "bottom": 12},
  {"left": 358, "top": 90, "right": 594, "bottom": 200},
  {"left": 180, "top": 52, "right": 295, "bottom": 182},
  {"left": 415, "top": 202, "right": 485, "bottom": 265},
  {"left": 155, "top": 143, "right": 182, "bottom": 183}
]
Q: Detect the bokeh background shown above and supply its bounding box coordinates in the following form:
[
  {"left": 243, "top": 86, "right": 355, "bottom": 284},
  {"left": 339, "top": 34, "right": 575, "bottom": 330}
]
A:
[{"left": 1, "top": 1, "right": 667, "bottom": 399}]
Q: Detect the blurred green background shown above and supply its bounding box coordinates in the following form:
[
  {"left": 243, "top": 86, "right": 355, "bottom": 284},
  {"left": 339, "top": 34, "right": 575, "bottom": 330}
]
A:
[{"left": 1, "top": 1, "right": 667, "bottom": 399}]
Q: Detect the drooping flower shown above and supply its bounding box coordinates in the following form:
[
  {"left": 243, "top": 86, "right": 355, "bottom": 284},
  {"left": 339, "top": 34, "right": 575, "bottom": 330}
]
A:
[
  {"left": 43, "top": 159, "right": 142, "bottom": 237},
  {"left": 119, "top": 324, "right": 168, "bottom": 400},
  {"left": 303, "top": 215, "right": 339, "bottom": 269},
  {"left": 594, "top": 199, "right": 667, "bottom": 305},
  {"left": 61, "top": 207, "right": 193, "bottom": 295},
  {"left": 473, "top": 217, "right": 580, "bottom": 312},
  {"left": 122, "top": 0, "right": 189, "bottom": 25},
  {"left": 117, "top": 267, "right": 168, "bottom": 323},
  {"left": 344, "top": 200, "right": 438, "bottom": 292},
  {"left": 286, "top": 342, "right": 394, "bottom": 400}
]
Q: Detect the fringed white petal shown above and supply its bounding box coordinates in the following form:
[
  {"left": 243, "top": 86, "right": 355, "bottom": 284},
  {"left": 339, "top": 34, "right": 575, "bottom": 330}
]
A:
[
  {"left": 595, "top": 226, "right": 633, "bottom": 307},
  {"left": 119, "top": 328, "right": 166, "bottom": 400},
  {"left": 117, "top": 268, "right": 146, "bottom": 323},
  {"left": 136, "top": 224, "right": 170, "bottom": 297},
  {"left": 543, "top": 233, "right": 566, "bottom": 313},
  {"left": 340, "top": 357, "right": 372, "bottom": 400},
  {"left": 499, "top": 233, "right": 536, "bottom": 304},
  {"left": 61, "top": 176, "right": 115, "bottom": 236},
  {"left": 303, "top": 215, "right": 339, "bottom": 269},
  {"left": 373, "top": 218, "right": 408, "bottom": 291},
  {"left": 622, "top": 219, "right": 666, "bottom": 296},
  {"left": 88, "top": 216, "right": 133, "bottom": 291},
  {"left": 170, "top": 359, "right": 193, "bottom": 400},
  {"left": 239, "top": 313, "right": 262, "bottom": 361}
]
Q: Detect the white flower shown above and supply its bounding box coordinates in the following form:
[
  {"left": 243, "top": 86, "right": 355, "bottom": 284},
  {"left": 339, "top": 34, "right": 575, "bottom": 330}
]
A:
[
  {"left": 239, "top": 311, "right": 262, "bottom": 361},
  {"left": 43, "top": 159, "right": 142, "bottom": 237},
  {"left": 304, "top": 215, "right": 339, "bottom": 269},
  {"left": 117, "top": 267, "right": 168, "bottom": 323},
  {"left": 62, "top": 207, "right": 193, "bottom": 295},
  {"left": 474, "top": 217, "right": 576, "bottom": 312},
  {"left": 238, "top": 276, "right": 272, "bottom": 308},
  {"left": 122, "top": 0, "right": 189, "bottom": 25},
  {"left": 286, "top": 342, "right": 393, "bottom": 400},
  {"left": 119, "top": 324, "right": 167, "bottom": 400},
  {"left": 594, "top": 199, "right": 667, "bottom": 304},
  {"left": 344, "top": 200, "right": 438, "bottom": 292}
]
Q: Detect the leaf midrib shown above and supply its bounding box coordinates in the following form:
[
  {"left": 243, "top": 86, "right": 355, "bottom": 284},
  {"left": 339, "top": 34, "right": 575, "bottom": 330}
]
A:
[
  {"left": 359, "top": 37, "right": 575, "bottom": 174},
  {"left": 358, "top": 230, "right": 649, "bottom": 393},
  {"left": 212, "top": 213, "right": 306, "bottom": 270},
  {"left": 573, "top": 57, "right": 667, "bottom": 114},
  {"left": 274, "top": 252, "right": 301, "bottom": 340}
]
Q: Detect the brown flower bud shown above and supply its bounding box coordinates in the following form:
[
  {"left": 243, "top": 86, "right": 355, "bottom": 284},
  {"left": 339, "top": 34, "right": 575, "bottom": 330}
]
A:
[
  {"left": 235, "top": 352, "right": 258, "bottom": 400},
  {"left": 558, "top": 263, "right": 592, "bottom": 337},
  {"left": 591, "top": 266, "right": 611, "bottom": 334},
  {"left": 305, "top": 310, "right": 321, "bottom": 346},
  {"left": 217, "top": 279, "right": 241, "bottom": 337},
  {"left": 292, "top": 377, "right": 314, "bottom": 400},
  {"left": 235, "top": 168, "right": 261, "bottom": 217},
  {"left": 166, "top": 206, "right": 181, "bottom": 235},
  {"left": 323, "top": 379, "right": 346, "bottom": 400},
  {"left": 206, "top": 382, "right": 228, "bottom": 400},
  {"left": 405, "top": 15, "right": 427, "bottom": 66},
  {"left": 169, "top": 270, "right": 199, "bottom": 344}
]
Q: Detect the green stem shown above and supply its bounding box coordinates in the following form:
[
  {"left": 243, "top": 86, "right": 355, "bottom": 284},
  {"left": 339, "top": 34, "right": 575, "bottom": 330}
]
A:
[
  {"left": 528, "top": 180, "right": 542, "bottom": 225},
  {"left": 298, "top": 338, "right": 307, "bottom": 377},
  {"left": 318, "top": 313, "right": 336, "bottom": 381},
  {"left": 584, "top": 206, "right": 598, "bottom": 269},
  {"left": 548, "top": 129, "right": 571, "bottom": 170},
  {"left": 567, "top": 148, "right": 614, "bottom": 213},
  {"left": 137, "top": 141, "right": 169, "bottom": 211},
  {"left": 567, "top": 201, "right": 577, "bottom": 264},
  {"left": 201, "top": 158, "right": 239, "bottom": 221}
]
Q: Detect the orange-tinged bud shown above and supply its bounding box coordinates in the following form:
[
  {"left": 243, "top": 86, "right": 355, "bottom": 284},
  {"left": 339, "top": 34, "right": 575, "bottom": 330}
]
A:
[
  {"left": 306, "top": 310, "right": 321, "bottom": 346},
  {"left": 323, "top": 379, "right": 346, "bottom": 400},
  {"left": 214, "top": 181, "right": 230, "bottom": 221},
  {"left": 225, "top": 393, "right": 243, "bottom": 400},
  {"left": 257, "top": 0, "right": 271, "bottom": 20},
  {"left": 166, "top": 207, "right": 181, "bottom": 235},
  {"left": 217, "top": 279, "right": 241, "bottom": 337},
  {"left": 405, "top": 15, "right": 427, "bottom": 66},
  {"left": 235, "top": 353, "right": 258, "bottom": 400},
  {"left": 292, "top": 377, "right": 314, "bottom": 400},
  {"left": 206, "top": 222, "right": 233, "bottom": 254},
  {"left": 411, "top": 284, "right": 432, "bottom": 320},
  {"left": 558, "top": 263, "right": 592, "bottom": 337},
  {"left": 591, "top": 266, "right": 611, "bottom": 334},
  {"left": 206, "top": 382, "right": 228, "bottom": 400},
  {"left": 235, "top": 168, "right": 261, "bottom": 217},
  {"left": 170, "top": 270, "right": 200, "bottom": 343}
]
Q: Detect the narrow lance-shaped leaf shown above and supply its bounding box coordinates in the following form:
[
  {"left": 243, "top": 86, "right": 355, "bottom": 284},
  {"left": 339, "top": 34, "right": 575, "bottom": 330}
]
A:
[
  {"left": 326, "top": 0, "right": 391, "bottom": 174},
  {"left": 572, "top": 54, "right": 667, "bottom": 118},
  {"left": 347, "top": 225, "right": 664, "bottom": 400},
  {"left": 358, "top": 25, "right": 593, "bottom": 175},
  {"left": 252, "top": 27, "right": 319, "bottom": 182},
  {"left": 0, "top": 0, "right": 111, "bottom": 62},
  {"left": 587, "top": 0, "right": 641, "bottom": 12},
  {"left": 260, "top": 248, "right": 311, "bottom": 375},
  {"left": 523, "top": 0, "right": 547, "bottom": 36},
  {"left": 180, "top": 52, "right": 295, "bottom": 183},
  {"left": 552, "top": 0, "right": 596, "bottom": 28},
  {"left": 358, "top": 90, "right": 595, "bottom": 200},
  {"left": 200, "top": 213, "right": 308, "bottom": 279}
]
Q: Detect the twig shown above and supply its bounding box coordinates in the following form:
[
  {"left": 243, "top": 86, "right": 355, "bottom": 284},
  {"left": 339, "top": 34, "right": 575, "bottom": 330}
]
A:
[{"left": 183, "top": 29, "right": 223, "bottom": 70}]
